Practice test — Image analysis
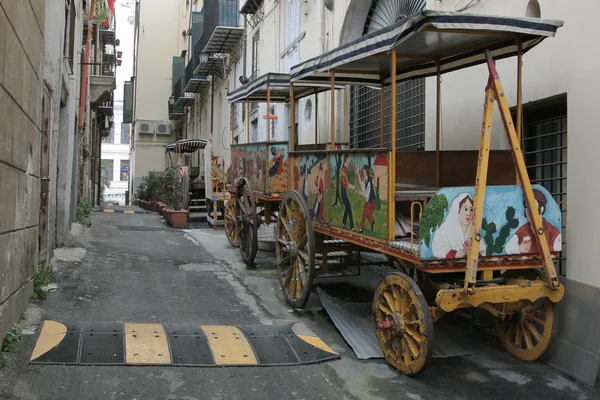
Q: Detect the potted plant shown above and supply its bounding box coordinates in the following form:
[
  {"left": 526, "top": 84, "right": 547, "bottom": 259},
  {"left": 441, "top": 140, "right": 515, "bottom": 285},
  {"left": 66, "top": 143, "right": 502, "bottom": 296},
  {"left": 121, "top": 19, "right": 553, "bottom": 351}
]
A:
[{"left": 162, "top": 167, "right": 188, "bottom": 228}]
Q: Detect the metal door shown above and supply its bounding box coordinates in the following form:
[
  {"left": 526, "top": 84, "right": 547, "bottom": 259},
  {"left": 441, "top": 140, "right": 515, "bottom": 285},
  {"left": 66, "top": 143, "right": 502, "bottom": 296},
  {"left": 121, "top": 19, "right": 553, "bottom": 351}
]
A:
[{"left": 39, "top": 88, "right": 51, "bottom": 260}]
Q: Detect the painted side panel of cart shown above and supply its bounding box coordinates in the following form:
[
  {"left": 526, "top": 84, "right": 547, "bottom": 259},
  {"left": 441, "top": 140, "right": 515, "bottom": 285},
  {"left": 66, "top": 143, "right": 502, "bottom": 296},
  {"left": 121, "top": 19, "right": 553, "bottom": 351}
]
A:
[
  {"left": 327, "top": 151, "right": 389, "bottom": 241},
  {"left": 230, "top": 146, "right": 246, "bottom": 187},
  {"left": 245, "top": 144, "right": 267, "bottom": 193},
  {"left": 419, "top": 185, "right": 562, "bottom": 261},
  {"left": 265, "top": 143, "right": 289, "bottom": 195},
  {"left": 292, "top": 152, "right": 329, "bottom": 223}
]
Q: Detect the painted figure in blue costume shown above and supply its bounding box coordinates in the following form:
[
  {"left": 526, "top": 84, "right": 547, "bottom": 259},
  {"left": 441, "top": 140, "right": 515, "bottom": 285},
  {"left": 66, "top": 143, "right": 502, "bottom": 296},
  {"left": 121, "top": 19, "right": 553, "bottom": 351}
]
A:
[
  {"left": 268, "top": 147, "right": 284, "bottom": 177},
  {"left": 300, "top": 155, "right": 311, "bottom": 201}
]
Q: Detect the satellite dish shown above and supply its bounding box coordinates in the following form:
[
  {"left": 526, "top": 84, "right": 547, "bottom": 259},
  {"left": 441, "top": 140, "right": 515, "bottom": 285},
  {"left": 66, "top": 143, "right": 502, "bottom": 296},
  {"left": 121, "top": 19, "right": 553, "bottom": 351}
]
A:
[{"left": 323, "top": 0, "right": 334, "bottom": 11}]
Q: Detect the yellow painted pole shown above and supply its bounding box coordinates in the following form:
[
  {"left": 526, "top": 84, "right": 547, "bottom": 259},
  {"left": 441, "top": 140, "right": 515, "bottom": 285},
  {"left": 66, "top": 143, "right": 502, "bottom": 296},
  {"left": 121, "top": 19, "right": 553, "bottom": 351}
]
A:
[
  {"left": 343, "top": 87, "right": 348, "bottom": 146},
  {"left": 231, "top": 103, "right": 234, "bottom": 144},
  {"left": 314, "top": 91, "right": 318, "bottom": 144},
  {"left": 246, "top": 99, "right": 250, "bottom": 144},
  {"left": 388, "top": 49, "right": 397, "bottom": 242},
  {"left": 464, "top": 82, "right": 495, "bottom": 292},
  {"left": 435, "top": 60, "right": 442, "bottom": 187},
  {"left": 290, "top": 84, "right": 296, "bottom": 151},
  {"left": 516, "top": 41, "right": 523, "bottom": 185},
  {"left": 380, "top": 83, "right": 385, "bottom": 147},
  {"left": 267, "top": 83, "right": 271, "bottom": 142},
  {"left": 330, "top": 70, "right": 336, "bottom": 148},
  {"left": 487, "top": 53, "right": 560, "bottom": 290}
]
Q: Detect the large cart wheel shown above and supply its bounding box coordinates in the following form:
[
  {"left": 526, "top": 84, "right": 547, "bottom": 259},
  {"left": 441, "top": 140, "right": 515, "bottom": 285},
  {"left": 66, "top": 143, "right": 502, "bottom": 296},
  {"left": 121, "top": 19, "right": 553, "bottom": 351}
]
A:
[
  {"left": 494, "top": 297, "right": 557, "bottom": 361},
  {"left": 235, "top": 178, "right": 258, "bottom": 266},
  {"left": 373, "top": 272, "right": 434, "bottom": 376},
  {"left": 224, "top": 199, "right": 239, "bottom": 247},
  {"left": 275, "top": 190, "right": 315, "bottom": 309}
]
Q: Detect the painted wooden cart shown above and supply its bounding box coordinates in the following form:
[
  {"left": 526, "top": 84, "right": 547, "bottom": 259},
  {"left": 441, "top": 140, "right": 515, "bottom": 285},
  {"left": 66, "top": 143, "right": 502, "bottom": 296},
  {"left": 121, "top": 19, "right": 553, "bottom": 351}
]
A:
[
  {"left": 203, "top": 139, "right": 231, "bottom": 227},
  {"left": 165, "top": 139, "right": 208, "bottom": 210},
  {"left": 277, "top": 11, "right": 566, "bottom": 375},
  {"left": 225, "top": 73, "right": 343, "bottom": 264}
]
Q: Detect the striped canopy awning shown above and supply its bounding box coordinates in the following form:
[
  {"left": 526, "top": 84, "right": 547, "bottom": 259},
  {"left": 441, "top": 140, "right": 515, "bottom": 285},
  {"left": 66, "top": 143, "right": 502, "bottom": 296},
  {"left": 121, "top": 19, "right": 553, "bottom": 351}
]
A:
[
  {"left": 165, "top": 139, "right": 208, "bottom": 154},
  {"left": 227, "top": 72, "right": 346, "bottom": 104},
  {"left": 290, "top": 11, "right": 563, "bottom": 87}
]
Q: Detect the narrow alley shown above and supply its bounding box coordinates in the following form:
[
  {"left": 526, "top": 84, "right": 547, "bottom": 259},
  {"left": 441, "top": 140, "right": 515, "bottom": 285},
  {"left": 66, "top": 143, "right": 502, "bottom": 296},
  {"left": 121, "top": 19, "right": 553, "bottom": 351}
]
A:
[{"left": 0, "top": 209, "right": 597, "bottom": 399}]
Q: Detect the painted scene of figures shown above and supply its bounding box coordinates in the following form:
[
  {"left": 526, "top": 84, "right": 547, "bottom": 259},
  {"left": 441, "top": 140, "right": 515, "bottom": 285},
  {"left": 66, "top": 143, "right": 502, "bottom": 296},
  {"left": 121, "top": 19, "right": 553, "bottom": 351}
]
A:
[
  {"left": 265, "top": 144, "right": 288, "bottom": 195},
  {"left": 230, "top": 146, "right": 246, "bottom": 187},
  {"left": 419, "top": 185, "right": 562, "bottom": 261},
  {"left": 328, "top": 152, "right": 389, "bottom": 240},
  {"left": 245, "top": 144, "right": 267, "bottom": 192},
  {"left": 291, "top": 153, "right": 329, "bottom": 222}
]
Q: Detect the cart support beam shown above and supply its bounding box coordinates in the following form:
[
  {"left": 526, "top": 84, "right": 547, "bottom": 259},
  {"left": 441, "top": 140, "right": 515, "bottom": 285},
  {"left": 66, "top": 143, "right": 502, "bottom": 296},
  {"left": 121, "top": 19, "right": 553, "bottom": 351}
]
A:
[
  {"left": 486, "top": 51, "right": 560, "bottom": 290},
  {"left": 388, "top": 49, "right": 397, "bottom": 242},
  {"left": 380, "top": 83, "right": 385, "bottom": 147},
  {"left": 330, "top": 70, "right": 336, "bottom": 148},
  {"left": 290, "top": 84, "right": 296, "bottom": 151},
  {"left": 267, "top": 83, "right": 271, "bottom": 142},
  {"left": 464, "top": 52, "right": 561, "bottom": 293},
  {"left": 464, "top": 79, "right": 495, "bottom": 292},
  {"left": 435, "top": 60, "right": 441, "bottom": 187},
  {"left": 516, "top": 40, "right": 523, "bottom": 184}
]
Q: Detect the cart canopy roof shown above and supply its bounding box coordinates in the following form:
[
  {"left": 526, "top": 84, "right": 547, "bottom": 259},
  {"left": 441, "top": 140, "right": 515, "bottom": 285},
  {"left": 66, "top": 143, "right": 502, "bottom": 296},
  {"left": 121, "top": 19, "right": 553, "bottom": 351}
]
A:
[
  {"left": 227, "top": 72, "right": 345, "bottom": 103},
  {"left": 165, "top": 139, "right": 208, "bottom": 154},
  {"left": 290, "top": 11, "right": 563, "bottom": 87}
]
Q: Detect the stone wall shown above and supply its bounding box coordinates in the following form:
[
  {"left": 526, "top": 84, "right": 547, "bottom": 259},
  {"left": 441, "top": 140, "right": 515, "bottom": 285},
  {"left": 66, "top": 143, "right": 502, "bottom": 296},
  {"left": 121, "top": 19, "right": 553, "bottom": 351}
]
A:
[{"left": 0, "top": 0, "right": 45, "bottom": 336}]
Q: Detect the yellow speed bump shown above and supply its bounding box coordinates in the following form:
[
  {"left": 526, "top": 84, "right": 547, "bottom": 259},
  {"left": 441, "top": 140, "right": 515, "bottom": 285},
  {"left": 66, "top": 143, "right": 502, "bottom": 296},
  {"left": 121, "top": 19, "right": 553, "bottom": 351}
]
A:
[
  {"left": 124, "top": 323, "right": 171, "bottom": 364},
  {"left": 200, "top": 325, "right": 258, "bottom": 365},
  {"left": 30, "top": 321, "right": 68, "bottom": 361}
]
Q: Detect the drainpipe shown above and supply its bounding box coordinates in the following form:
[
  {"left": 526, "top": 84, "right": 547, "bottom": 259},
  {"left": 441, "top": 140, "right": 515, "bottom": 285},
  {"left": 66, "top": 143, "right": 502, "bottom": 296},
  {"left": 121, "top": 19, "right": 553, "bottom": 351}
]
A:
[
  {"left": 210, "top": 79, "right": 215, "bottom": 134},
  {"left": 79, "top": 0, "right": 96, "bottom": 129}
]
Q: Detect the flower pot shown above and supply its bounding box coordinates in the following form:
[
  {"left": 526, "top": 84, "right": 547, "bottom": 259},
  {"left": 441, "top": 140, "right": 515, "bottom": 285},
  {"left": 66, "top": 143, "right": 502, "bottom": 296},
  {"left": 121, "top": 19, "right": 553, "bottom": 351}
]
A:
[{"left": 166, "top": 210, "right": 188, "bottom": 228}]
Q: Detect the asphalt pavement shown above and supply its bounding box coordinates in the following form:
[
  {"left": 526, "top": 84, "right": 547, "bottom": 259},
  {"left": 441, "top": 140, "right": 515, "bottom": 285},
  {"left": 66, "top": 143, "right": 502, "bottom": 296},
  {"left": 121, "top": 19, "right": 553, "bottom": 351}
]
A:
[{"left": 0, "top": 208, "right": 597, "bottom": 400}]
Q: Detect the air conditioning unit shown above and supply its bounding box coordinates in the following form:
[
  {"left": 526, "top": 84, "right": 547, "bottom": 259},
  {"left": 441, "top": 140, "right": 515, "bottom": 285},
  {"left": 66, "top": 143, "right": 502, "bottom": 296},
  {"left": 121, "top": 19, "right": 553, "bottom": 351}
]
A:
[
  {"left": 138, "top": 121, "right": 155, "bottom": 134},
  {"left": 155, "top": 122, "right": 172, "bottom": 135}
]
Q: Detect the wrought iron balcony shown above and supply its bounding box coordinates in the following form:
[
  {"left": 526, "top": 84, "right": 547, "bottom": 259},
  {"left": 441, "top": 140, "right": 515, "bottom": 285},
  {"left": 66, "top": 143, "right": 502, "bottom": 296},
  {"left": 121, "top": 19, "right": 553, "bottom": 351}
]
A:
[
  {"left": 201, "top": 0, "right": 243, "bottom": 53},
  {"left": 168, "top": 97, "right": 184, "bottom": 120},
  {"left": 184, "top": 58, "right": 210, "bottom": 94},
  {"left": 194, "top": 51, "right": 224, "bottom": 78},
  {"left": 240, "top": 0, "right": 263, "bottom": 14},
  {"left": 174, "top": 76, "right": 195, "bottom": 108}
]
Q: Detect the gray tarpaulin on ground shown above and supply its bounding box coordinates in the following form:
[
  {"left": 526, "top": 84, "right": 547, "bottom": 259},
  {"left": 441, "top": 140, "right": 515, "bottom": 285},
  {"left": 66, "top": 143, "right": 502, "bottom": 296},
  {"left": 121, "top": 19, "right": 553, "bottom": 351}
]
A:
[{"left": 317, "top": 287, "right": 474, "bottom": 360}]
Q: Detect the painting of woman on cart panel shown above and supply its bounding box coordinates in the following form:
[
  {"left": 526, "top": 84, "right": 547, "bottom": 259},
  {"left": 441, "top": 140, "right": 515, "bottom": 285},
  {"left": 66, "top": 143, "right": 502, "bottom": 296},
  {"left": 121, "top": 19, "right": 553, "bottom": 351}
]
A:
[{"left": 420, "top": 185, "right": 562, "bottom": 261}]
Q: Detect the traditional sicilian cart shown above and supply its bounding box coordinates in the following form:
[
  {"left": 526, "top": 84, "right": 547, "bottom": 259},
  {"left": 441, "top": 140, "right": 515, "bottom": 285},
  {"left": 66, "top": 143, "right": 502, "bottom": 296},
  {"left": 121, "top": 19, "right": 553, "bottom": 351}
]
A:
[
  {"left": 277, "top": 11, "right": 566, "bottom": 375},
  {"left": 224, "top": 73, "right": 343, "bottom": 264},
  {"left": 165, "top": 139, "right": 208, "bottom": 210}
]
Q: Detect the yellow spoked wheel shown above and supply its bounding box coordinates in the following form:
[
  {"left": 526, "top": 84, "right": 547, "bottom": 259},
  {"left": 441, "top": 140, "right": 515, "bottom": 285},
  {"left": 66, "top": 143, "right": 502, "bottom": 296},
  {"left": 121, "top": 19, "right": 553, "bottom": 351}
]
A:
[
  {"left": 235, "top": 177, "right": 258, "bottom": 266},
  {"left": 494, "top": 297, "right": 557, "bottom": 361},
  {"left": 373, "top": 272, "right": 434, "bottom": 376},
  {"left": 275, "top": 191, "right": 315, "bottom": 309},
  {"left": 224, "top": 199, "right": 238, "bottom": 247}
]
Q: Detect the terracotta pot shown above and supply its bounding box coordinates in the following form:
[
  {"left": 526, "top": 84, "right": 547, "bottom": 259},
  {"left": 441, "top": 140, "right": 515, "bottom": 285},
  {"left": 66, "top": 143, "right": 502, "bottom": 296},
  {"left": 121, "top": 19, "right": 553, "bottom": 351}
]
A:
[{"left": 166, "top": 210, "right": 188, "bottom": 228}]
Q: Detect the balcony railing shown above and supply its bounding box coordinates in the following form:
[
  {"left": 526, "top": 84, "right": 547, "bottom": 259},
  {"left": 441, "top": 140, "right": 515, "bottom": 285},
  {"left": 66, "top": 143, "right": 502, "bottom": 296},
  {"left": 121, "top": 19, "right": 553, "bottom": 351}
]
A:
[
  {"left": 168, "top": 98, "right": 184, "bottom": 120},
  {"left": 201, "top": 0, "right": 243, "bottom": 53},
  {"left": 184, "top": 58, "right": 210, "bottom": 93},
  {"left": 174, "top": 76, "right": 195, "bottom": 108}
]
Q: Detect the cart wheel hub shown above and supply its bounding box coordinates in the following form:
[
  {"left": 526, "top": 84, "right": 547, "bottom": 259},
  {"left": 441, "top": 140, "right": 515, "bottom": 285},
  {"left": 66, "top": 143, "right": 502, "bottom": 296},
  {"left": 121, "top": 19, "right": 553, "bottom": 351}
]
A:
[
  {"left": 287, "top": 241, "right": 299, "bottom": 258},
  {"left": 377, "top": 312, "right": 404, "bottom": 336}
]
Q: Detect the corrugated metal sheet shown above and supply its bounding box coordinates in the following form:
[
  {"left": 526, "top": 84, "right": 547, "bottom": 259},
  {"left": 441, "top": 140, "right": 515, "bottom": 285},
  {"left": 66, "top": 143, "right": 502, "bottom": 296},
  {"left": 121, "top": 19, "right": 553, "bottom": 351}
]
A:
[{"left": 317, "top": 287, "right": 474, "bottom": 360}]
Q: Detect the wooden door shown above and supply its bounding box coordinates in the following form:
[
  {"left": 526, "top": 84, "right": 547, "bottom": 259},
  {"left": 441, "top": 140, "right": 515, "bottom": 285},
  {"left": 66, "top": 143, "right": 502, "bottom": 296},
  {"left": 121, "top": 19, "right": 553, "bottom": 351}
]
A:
[{"left": 39, "top": 88, "right": 51, "bottom": 260}]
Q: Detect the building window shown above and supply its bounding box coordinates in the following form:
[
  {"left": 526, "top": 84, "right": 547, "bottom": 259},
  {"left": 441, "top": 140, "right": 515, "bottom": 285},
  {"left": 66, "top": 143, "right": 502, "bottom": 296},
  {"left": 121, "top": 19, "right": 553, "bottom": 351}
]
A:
[
  {"left": 120, "top": 160, "right": 130, "bottom": 181},
  {"left": 63, "top": 0, "right": 76, "bottom": 72},
  {"left": 349, "top": 0, "right": 426, "bottom": 151},
  {"left": 520, "top": 96, "right": 568, "bottom": 275},
  {"left": 121, "top": 125, "right": 131, "bottom": 144},
  {"left": 251, "top": 30, "right": 260, "bottom": 79},
  {"left": 350, "top": 80, "right": 425, "bottom": 151},
  {"left": 102, "top": 159, "right": 114, "bottom": 182},
  {"left": 103, "top": 127, "right": 115, "bottom": 143}
]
